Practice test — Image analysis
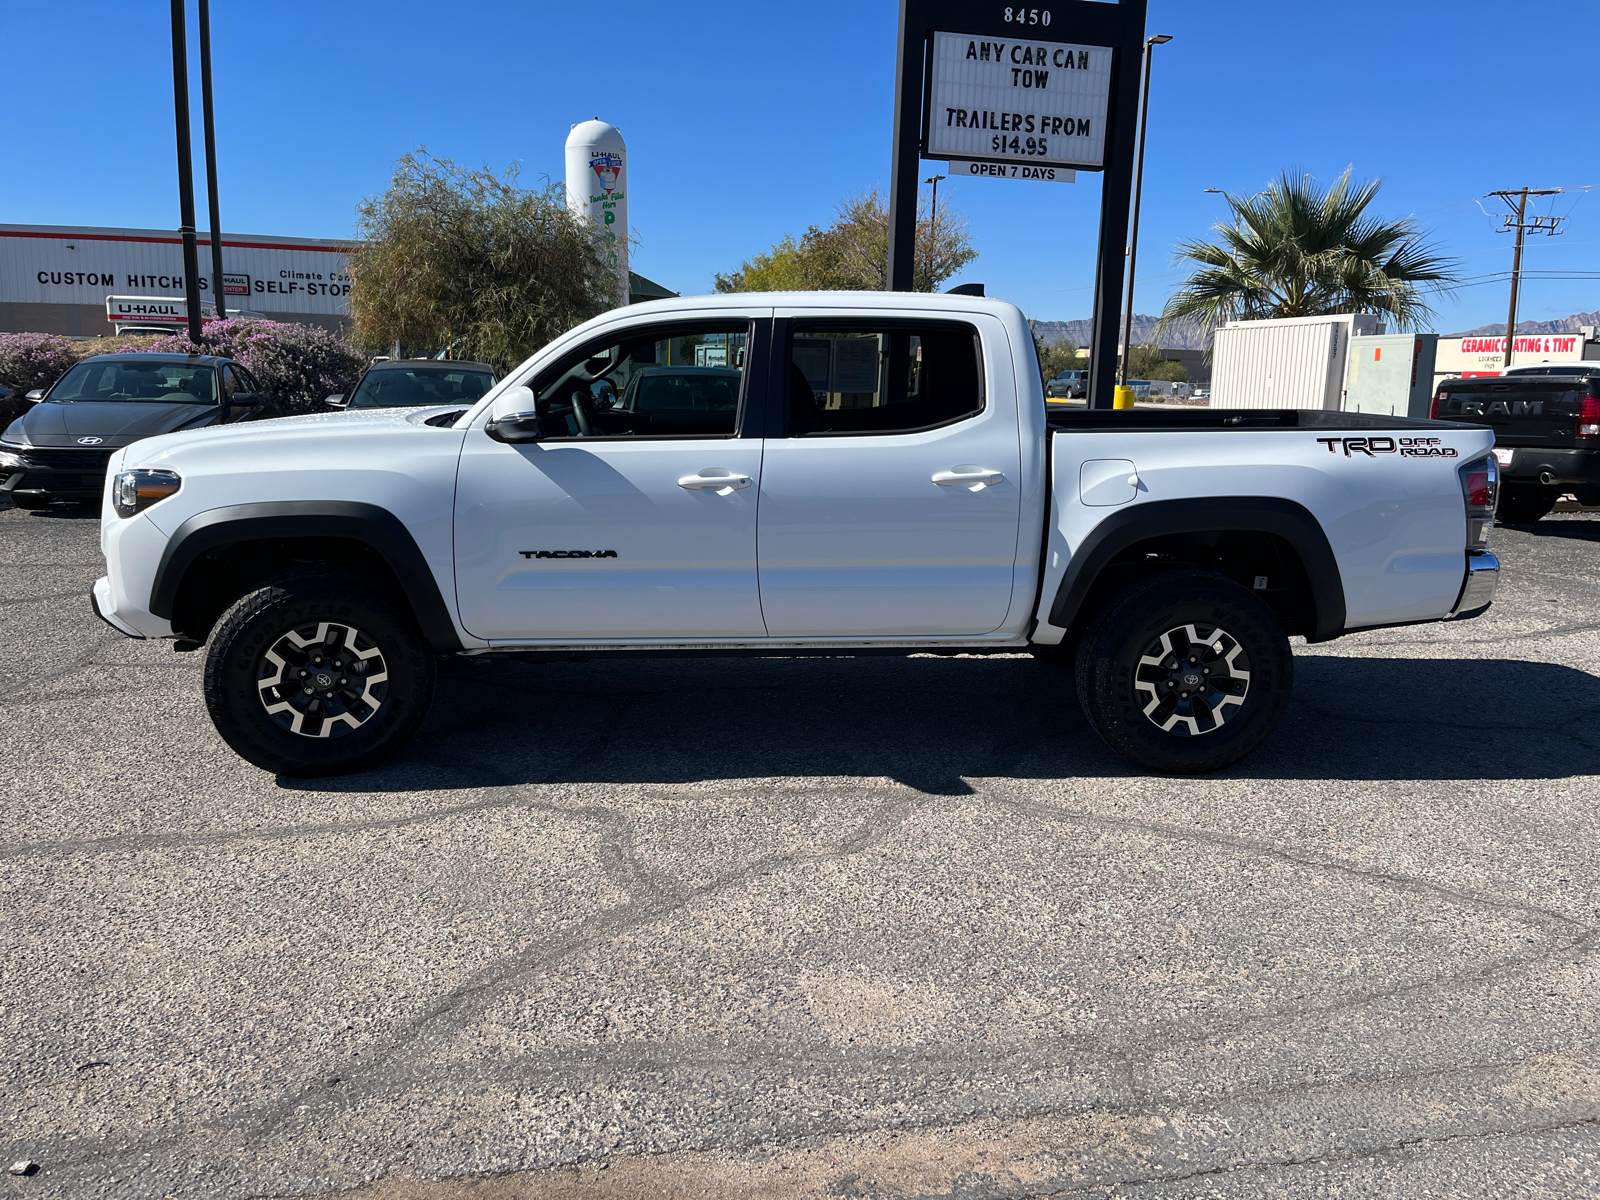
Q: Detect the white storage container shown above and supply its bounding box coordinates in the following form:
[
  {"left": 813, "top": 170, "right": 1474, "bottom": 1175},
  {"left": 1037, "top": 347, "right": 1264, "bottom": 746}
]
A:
[
  {"left": 1211, "top": 314, "right": 1381, "bottom": 410},
  {"left": 1345, "top": 334, "right": 1438, "bottom": 418}
]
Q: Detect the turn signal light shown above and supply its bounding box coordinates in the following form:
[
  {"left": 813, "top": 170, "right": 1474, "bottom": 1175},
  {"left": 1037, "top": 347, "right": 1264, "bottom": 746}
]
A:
[
  {"left": 1458, "top": 455, "right": 1497, "bottom": 549},
  {"left": 112, "top": 469, "right": 181, "bottom": 518},
  {"left": 1577, "top": 393, "right": 1600, "bottom": 440}
]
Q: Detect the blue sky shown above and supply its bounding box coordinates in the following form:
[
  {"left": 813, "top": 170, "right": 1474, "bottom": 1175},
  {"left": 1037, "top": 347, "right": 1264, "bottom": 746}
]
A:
[{"left": 4, "top": 0, "right": 1596, "bottom": 332}]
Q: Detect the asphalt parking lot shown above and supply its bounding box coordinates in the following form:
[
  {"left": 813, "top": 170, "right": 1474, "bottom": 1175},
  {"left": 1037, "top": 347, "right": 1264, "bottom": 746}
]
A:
[{"left": 4, "top": 501, "right": 1599, "bottom": 1199}]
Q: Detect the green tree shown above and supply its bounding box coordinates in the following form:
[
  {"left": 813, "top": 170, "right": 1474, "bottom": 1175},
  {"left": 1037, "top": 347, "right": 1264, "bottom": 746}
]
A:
[
  {"left": 716, "top": 188, "right": 977, "bottom": 293},
  {"left": 349, "top": 152, "right": 619, "bottom": 370},
  {"left": 1030, "top": 324, "right": 1080, "bottom": 383},
  {"left": 1159, "top": 169, "right": 1457, "bottom": 337},
  {"left": 1125, "top": 343, "right": 1189, "bottom": 382}
]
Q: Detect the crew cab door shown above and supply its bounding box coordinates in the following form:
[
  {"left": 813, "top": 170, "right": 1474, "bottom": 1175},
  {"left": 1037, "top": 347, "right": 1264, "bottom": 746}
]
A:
[
  {"left": 453, "top": 315, "right": 769, "bottom": 641},
  {"left": 755, "top": 312, "right": 1022, "bottom": 636}
]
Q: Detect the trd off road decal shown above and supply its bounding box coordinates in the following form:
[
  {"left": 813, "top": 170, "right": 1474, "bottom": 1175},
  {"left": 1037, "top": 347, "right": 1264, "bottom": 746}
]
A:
[
  {"left": 518, "top": 550, "right": 619, "bottom": 559},
  {"left": 1316, "top": 436, "right": 1458, "bottom": 459}
]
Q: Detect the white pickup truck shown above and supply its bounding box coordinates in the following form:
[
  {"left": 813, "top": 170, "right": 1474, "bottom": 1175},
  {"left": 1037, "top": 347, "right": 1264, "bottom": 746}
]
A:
[{"left": 91, "top": 293, "right": 1500, "bottom": 777}]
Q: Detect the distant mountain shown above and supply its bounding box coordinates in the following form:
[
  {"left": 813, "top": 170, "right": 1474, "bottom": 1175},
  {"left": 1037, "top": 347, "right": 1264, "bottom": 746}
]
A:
[
  {"left": 1031, "top": 314, "right": 1209, "bottom": 351},
  {"left": 1447, "top": 309, "right": 1600, "bottom": 338}
]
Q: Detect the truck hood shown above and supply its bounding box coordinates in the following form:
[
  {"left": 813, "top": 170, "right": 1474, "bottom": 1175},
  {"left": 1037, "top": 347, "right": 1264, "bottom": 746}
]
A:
[
  {"left": 3, "top": 399, "right": 221, "bottom": 449},
  {"left": 114, "top": 404, "right": 466, "bottom": 466}
]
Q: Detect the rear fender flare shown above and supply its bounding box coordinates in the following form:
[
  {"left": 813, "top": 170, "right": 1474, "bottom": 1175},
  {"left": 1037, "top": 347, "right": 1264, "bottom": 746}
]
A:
[
  {"left": 149, "top": 501, "right": 463, "bottom": 653},
  {"left": 1047, "top": 496, "right": 1347, "bottom": 642}
]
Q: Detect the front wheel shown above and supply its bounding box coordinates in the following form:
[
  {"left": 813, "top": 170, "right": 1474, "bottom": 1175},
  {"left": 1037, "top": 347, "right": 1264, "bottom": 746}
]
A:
[
  {"left": 1075, "top": 572, "right": 1293, "bottom": 774},
  {"left": 202, "top": 570, "right": 437, "bottom": 776}
]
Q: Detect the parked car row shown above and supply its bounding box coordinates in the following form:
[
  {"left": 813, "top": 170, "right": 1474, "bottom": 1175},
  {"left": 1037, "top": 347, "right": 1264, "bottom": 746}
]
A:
[{"left": 1, "top": 354, "right": 497, "bottom": 508}]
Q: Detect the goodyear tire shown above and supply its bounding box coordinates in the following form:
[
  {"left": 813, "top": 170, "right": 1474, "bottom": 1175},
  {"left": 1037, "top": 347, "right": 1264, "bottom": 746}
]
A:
[
  {"left": 202, "top": 570, "right": 437, "bottom": 776},
  {"left": 1075, "top": 571, "right": 1292, "bottom": 775}
]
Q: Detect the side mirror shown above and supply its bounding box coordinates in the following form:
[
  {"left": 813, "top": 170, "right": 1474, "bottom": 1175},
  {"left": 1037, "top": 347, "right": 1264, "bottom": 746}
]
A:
[
  {"left": 25, "top": 389, "right": 44, "bottom": 403},
  {"left": 324, "top": 394, "right": 349, "bottom": 409},
  {"left": 484, "top": 385, "right": 543, "bottom": 444}
]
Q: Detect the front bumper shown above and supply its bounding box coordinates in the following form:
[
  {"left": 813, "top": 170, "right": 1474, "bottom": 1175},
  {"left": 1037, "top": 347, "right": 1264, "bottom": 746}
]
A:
[
  {"left": 1447, "top": 550, "right": 1499, "bottom": 620},
  {"left": 1499, "top": 446, "right": 1600, "bottom": 486},
  {"left": 91, "top": 576, "right": 144, "bottom": 639}
]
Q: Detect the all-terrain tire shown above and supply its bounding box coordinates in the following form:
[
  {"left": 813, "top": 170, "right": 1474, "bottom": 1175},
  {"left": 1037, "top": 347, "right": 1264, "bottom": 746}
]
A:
[
  {"left": 1075, "top": 571, "right": 1293, "bottom": 774},
  {"left": 1496, "top": 482, "right": 1558, "bottom": 523},
  {"left": 202, "top": 570, "right": 437, "bottom": 776}
]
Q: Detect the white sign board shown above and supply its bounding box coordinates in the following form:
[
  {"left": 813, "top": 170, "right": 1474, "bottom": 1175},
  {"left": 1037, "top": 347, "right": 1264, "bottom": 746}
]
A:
[
  {"left": 1436, "top": 333, "right": 1590, "bottom": 377},
  {"left": 925, "top": 31, "right": 1112, "bottom": 170},
  {"left": 946, "top": 160, "right": 1075, "bottom": 182},
  {"left": 0, "top": 225, "right": 352, "bottom": 314}
]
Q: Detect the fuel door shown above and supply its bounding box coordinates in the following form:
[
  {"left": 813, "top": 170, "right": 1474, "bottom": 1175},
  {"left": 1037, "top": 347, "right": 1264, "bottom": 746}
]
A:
[{"left": 1079, "top": 458, "right": 1140, "bottom": 506}]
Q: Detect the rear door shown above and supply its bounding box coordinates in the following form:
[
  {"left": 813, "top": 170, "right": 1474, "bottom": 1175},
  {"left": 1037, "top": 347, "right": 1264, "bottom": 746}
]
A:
[
  {"left": 453, "top": 314, "right": 771, "bottom": 641},
  {"left": 755, "top": 312, "right": 1022, "bottom": 637}
]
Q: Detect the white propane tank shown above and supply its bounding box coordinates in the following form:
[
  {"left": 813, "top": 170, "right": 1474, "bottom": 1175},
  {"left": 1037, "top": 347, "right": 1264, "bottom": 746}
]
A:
[{"left": 564, "top": 118, "right": 628, "bottom": 305}]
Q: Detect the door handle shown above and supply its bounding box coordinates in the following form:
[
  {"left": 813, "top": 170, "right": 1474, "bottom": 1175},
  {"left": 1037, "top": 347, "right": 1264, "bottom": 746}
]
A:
[
  {"left": 678, "top": 469, "right": 752, "bottom": 495},
  {"left": 932, "top": 467, "right": 1005, "bottom": 490}
]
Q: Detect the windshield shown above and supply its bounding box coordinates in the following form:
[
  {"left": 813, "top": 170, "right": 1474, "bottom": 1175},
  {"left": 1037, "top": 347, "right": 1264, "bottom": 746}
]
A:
[
  {"left": 48, "top": 359, "right": 216, "bottom": 404},
  {"left": 349, "top": 366, "right": 495, "bottom": 408}
]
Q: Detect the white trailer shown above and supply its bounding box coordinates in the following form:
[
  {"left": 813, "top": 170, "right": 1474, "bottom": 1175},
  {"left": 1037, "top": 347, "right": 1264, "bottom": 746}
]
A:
[{"left": 1210, "top": 314, "right": 1381, "bottom": 410}]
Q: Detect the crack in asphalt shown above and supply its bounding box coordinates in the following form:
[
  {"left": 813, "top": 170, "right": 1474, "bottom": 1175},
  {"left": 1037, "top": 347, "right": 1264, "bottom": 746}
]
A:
[{"left": 1035, "top": 1114, "right": 1600, "bottom": 1196}]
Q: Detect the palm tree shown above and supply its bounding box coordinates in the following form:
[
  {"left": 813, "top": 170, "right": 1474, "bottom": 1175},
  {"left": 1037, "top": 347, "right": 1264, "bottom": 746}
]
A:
[{"left": 1159, "top": 170, "right": 1457, "bottom": 337}]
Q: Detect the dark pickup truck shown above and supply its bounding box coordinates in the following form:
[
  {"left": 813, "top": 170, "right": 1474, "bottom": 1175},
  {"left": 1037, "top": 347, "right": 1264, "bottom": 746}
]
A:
[{"left": 1433, "top": 369, "right": 1600, "bottom": 522}]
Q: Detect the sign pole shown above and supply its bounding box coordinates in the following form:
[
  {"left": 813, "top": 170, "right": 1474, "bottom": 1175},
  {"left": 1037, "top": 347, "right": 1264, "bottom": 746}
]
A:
[
  {"left": 1086, "top": 25, "right": 1144, "bottom": 408},
  {"left": 197, "top": 0, "right": 227, "bottom": 321},
  {"left": 168, "top": 0, "right": 204, "bottom": 343},
  {"left": 886, "top": 0, "right": 923, "bottom": 292}
]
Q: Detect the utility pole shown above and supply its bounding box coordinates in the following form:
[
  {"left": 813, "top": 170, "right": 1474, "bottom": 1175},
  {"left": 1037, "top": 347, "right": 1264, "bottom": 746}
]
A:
[
  {"left": 924, "top": 174, "right": 944, "bottom": 229},
  {"left": 1487, "top": 187, "right": 1563, "bottom": 368},
  {"left": 197, "top": 0, "right": 227, "bottom": 321},
  {"left": 168, "top": 0, "right": 204, "bottom": 343},
  {"left": 1117, "top": 33, "right": 1171, "bottom": 389}
]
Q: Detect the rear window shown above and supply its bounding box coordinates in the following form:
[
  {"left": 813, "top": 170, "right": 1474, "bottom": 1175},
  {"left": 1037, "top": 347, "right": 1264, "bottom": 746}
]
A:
[
  {"left": 350, "top": 366, "right": 496, "bottom": 408},
  {"left": 785, "top": 321, "right": 983, "bottom": 436}
]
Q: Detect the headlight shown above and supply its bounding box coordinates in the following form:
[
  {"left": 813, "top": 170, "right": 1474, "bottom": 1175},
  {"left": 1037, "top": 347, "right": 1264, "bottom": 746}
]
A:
[
  {"left": 112, "top": 469, "right": 182, "bottom": 518},
  {"left": 0, "top": 449, "right": 27, "bottom": 470}
]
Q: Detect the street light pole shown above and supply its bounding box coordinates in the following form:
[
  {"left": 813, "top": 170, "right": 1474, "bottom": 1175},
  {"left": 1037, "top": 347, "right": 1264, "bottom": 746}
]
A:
[
  {"left": 168, "top": 0, "right": 204, "bottom": 343},
  {"left": 1118, "top": 33, "right": 1171, "bottom": 390},
  {"left": 197, "top": 0, "right": 227, "bottom": 321},
  {"left": 924, "top": 174, "right": 945, "bottom": 229}
]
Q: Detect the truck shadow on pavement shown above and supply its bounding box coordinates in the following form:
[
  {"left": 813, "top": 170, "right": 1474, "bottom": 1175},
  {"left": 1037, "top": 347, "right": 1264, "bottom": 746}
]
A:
[{"left": 284, "top": 652, "right": 1600, "bottom": 795}]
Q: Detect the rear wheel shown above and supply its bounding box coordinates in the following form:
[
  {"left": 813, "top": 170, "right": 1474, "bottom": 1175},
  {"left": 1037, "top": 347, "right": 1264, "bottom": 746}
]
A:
[
  {"left": 1075, "top": 572, "right": 1293, "bottom": 774},
  {"left": 1496, "top": 482, "right": 1558, "bottom": 523},
  {"left": 202, "top": 570, "right": 436, "bottom": 776}
]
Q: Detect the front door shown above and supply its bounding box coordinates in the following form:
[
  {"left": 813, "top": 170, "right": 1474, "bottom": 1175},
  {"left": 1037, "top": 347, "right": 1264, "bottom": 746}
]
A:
[
  {"left": 756, "top": 314, "right": 1023, "bottom": 637},
  {"left": 454, "top": 317, "right": 769, "bottom": 641}
]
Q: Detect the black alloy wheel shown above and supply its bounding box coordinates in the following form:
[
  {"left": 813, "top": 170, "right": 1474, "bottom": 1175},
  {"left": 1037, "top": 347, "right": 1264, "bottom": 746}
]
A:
[
  {"left": 1075, "top": 571, "right": 1293, "bottom": 774},
  {"left": 203, "top": 570, "right": 436, "bottom": 776}
]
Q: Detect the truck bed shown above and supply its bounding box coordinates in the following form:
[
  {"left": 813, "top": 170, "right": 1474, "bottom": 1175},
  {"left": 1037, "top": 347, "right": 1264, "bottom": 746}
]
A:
[{"left": 1046, "top": 408, "right": 1470, "bottom": 433}]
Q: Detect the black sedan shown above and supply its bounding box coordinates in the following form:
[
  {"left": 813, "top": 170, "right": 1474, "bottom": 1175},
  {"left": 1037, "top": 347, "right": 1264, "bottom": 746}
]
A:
[{"left": 0, "top": 354, "right": 276, "bottom": 508}]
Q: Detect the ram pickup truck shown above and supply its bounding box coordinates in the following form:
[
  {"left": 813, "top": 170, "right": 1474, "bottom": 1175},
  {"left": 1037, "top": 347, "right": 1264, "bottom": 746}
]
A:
[
  {"left": 1432, "top": 369, "right": 1600, "bottom": 522},
  {"left": 92, "top": 293, "right": 1501, "bottom": 777}
]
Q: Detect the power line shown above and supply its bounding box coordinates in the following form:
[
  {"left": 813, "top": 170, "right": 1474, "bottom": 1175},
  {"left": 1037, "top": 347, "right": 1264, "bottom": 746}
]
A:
[{"left": 1486, "top": 187, "right": 1566, "bottom": 366}]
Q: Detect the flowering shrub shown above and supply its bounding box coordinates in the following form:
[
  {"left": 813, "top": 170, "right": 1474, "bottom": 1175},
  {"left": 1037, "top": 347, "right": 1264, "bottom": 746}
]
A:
[
  {"left": 138, "top": 319, "right": 366, "bottom": 415},
  {"left": 0, "top": 333, "right": 80, "bottom": 430}
]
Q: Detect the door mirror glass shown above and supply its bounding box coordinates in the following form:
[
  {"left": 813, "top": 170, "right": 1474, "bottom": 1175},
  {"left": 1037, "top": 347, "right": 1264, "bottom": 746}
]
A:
[{"left": 486, "top": 385, "right": 542, "bottom": 443}]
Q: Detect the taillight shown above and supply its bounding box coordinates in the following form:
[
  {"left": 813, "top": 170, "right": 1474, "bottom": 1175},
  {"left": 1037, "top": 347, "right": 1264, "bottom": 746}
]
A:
[
  {"left": 1432, "top": 390, "right": 1449, "bottom": 419},
  {"left": 1458, "top": 455, "right": 1497, "bottom": 549},
  {"left": 1578, "top": 393, "right": 1600, "bottom": 440}
]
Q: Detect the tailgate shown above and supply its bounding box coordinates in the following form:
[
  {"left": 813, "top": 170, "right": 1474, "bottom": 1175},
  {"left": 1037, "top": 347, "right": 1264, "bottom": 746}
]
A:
[{"left": 1434, "top": 382, "right": 1580, "bottom": 447}]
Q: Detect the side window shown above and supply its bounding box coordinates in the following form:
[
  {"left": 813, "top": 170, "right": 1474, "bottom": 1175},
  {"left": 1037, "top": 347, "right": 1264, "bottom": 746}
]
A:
[
  {"left": 784, "top": 322, "right": 983, "bottom": 436},
  {"left": 220, "top": 365, "right": 241, "bottom": 400},
  {"left": 533, "top": 322, "right": 750, "bottom": 439}
]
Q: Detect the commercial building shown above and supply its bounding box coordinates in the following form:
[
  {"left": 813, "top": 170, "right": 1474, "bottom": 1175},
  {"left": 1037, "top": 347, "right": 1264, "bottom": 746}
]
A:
[
  {"left": 1, "top": 223, "right": 678, "bottom": 338},
  {"left": 1433, "top": 329, "right": 1599, "bottom": 383},
  {"left": 1, "top": 224, "right": 354, "bottom": 337}
]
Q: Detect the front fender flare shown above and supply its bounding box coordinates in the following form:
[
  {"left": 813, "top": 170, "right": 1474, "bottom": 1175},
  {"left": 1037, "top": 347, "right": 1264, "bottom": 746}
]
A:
[
  {"left": 1047, "top": 496, "right": 1347, "bottom": 642},
  {"left": 149, "top": 500, "right": 464, "bottom": 653}
]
